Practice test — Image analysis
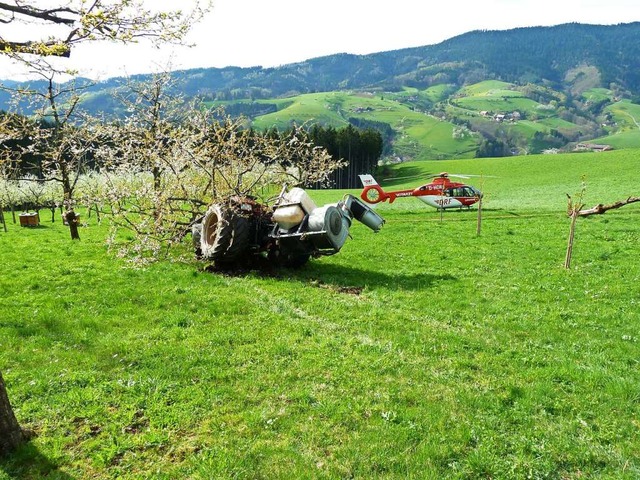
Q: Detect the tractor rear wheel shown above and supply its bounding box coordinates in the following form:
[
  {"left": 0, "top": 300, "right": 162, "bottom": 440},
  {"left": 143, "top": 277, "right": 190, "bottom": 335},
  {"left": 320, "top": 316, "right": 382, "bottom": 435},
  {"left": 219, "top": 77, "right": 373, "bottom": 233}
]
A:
[
  {"left": 221, "top": 215, "right": 250, "bottom": 264},
  {"left": 200, "top": 205, "right": 249, "bottom": 263}
]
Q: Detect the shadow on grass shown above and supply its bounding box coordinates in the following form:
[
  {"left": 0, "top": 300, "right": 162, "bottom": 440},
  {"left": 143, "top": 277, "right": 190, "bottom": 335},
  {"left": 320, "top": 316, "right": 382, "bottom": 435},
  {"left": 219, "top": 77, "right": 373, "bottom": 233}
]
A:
[
  {"left": 212, "top": 260, "right": 457, "bottom": 291},
  {"left": 295, "top": 262, "right": 457, "bottom": 291},
  {"left": 10, "top": 223, "right": 52, "bottom": 230},
  {"left": 0, "top": 440, "right": 75, "bottom": 480}
]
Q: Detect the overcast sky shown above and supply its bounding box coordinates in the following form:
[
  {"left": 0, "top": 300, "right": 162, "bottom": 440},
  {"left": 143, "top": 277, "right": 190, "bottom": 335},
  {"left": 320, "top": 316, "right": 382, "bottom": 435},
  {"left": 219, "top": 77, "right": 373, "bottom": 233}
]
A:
[{"left": 2, "top": 0, "right": 640, "bottom": 80}]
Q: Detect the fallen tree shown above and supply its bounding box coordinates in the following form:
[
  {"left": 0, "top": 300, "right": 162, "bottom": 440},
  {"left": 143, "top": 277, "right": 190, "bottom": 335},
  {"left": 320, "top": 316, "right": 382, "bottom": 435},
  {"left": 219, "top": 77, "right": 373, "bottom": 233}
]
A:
[
  {"left": 576, "top": 196, "right": 640, "bottom": 216},
  {"left": 565, "top": 193, "right": 640, "bottom": 269}
]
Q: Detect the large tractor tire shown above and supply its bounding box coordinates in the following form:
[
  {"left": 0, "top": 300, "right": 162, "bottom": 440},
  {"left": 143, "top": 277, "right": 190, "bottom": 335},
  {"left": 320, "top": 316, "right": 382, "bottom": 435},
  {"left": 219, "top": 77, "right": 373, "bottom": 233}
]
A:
[
  {"left": 200, "top": 204, "right": 250, "bottom": 263},
  {"left": 223, "top": 215, "right": 250, "bottom": 261}
]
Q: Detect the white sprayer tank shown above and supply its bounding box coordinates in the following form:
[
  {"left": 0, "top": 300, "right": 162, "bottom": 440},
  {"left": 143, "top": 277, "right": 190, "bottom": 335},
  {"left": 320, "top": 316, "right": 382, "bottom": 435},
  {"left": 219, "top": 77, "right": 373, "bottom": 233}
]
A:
[{"left": 272, "top": 187, "right": 318, "bottom": 230}]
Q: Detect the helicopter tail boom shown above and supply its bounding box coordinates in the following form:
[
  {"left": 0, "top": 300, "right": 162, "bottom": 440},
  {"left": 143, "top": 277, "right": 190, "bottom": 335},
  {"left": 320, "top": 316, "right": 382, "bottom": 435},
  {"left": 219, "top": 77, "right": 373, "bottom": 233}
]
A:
[{"left": 359, "top": 174, "right": 391, "bottom": 204}]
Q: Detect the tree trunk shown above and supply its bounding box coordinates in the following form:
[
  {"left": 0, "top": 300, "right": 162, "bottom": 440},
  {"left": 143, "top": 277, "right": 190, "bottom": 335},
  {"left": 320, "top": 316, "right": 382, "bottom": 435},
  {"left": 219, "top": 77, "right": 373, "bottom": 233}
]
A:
[
  {"left": 0, "top": 371, "right": 24, "bottom": 456},
  {"left": 0, "top": 208, "right": 7, "bottom": 233},
  {"left": 564, "top": 194, "right": 639, "bottom": 269},
  {"left": 578, "top": 196, "right": 640, "bottom": 216},
  {"left": 64, "top": 209, "right": 81, "bottom": 240}
]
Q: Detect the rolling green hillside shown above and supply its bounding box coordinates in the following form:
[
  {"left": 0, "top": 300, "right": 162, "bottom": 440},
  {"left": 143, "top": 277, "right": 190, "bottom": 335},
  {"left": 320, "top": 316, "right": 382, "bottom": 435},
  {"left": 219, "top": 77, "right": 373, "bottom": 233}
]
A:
[
  {"left": 214, "top": 77, "right": 637, "bottom": 161},
  {"left": 594, "top": 130, "right": 640, "bottom": 149},
  {"left": 215, "top": 79, "right": 640, "bottom": 159},
  {"left": 250, "top": 93, "right": 350, "bottom": 130},
  {"left": 4, "top": 22, "right": 640, "bottom": 160},
  {"left": 585, "top": 100, "right": 640, "bottom": 147},
  {"left": 245, "top": 91, "right": 479, "bottom": 161},
  {"left": 606, "top": 100, "right": 640, "bottom": 131}
]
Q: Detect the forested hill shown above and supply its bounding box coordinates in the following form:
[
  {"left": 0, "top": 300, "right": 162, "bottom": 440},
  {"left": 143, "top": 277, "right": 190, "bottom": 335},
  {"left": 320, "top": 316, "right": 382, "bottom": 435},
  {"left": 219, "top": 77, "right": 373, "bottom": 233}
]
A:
[
  {"left": 171, "top": 22, "right": 640, "bottom": 101},
  {"left": 3, "top": 22, "right": 640, "bottom": 110}
]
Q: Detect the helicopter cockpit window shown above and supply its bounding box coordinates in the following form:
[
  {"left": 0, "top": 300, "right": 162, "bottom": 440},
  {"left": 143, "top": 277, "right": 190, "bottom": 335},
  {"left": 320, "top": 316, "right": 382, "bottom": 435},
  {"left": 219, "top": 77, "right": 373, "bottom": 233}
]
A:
[{"left": 462, "top": 187, "right": 475, "bottom": 197}]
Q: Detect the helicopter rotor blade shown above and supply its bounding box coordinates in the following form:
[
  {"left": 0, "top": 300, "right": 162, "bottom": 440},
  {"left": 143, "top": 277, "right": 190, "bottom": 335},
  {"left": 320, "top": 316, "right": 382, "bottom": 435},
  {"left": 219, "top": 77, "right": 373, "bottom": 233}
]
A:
[
  {"left": 448, "top": 173, "right": 499, "bottom": 179},
  {"left": 380, "top": 171, "right": 498, "bottom": 184},
  {"left": 446, "top": 174, "right": 471, "bottom": 179}
]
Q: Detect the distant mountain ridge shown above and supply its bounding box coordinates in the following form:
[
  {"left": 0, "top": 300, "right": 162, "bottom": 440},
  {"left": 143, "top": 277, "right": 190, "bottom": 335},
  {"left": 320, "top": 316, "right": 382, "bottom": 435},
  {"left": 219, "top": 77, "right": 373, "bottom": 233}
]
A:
[
  {"left": 3, "top": 22, "right": 640, "bottom": 159},
  {"left": 3, "top": 22, "right": 640, "bottom": 109},
  {"left": 168, "top": 22, "right": 640, "bottom": 100}
]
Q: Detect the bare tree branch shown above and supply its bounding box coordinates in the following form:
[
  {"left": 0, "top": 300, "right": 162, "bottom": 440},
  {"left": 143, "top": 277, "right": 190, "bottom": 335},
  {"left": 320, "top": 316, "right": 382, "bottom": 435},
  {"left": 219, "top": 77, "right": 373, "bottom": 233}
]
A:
[
  {"left": 0, "top": 1, "right": 76, "bottom": 25},
  {"left": 577, "top": 196, "right": 640, "bottom": 216},
  {"left": 0, "top": 0, "right": 211, "bottom": 58}
]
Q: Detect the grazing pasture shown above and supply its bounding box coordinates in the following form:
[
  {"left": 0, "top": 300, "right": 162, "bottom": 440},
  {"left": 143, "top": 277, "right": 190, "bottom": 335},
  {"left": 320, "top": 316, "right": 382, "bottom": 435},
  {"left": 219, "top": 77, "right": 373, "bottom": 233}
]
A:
[{"left": 1, "top": 150, "right": 639, "bottom": 479}]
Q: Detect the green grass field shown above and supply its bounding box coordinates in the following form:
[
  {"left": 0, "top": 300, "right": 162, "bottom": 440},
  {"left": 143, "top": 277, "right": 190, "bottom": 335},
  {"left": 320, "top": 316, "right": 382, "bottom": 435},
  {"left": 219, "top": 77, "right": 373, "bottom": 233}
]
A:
[
  {"left": 595, "top": 130, "right": 640, "bottom": 149},
  {"left": 453, "top": 95, "right": 541, "bottom": 115},
  {"left": 2, "top": 150, "right": 640, "bottom": 479},
  {"left": 582, "top": 88, "right": 614, "bottom": 104}
]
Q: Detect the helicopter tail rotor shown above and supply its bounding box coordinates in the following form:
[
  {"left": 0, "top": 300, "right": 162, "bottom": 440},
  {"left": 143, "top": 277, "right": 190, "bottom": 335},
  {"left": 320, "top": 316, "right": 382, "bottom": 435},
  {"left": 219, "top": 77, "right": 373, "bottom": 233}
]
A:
[{"left": 359, "top": 174, "right": 393, "bottom": 204}]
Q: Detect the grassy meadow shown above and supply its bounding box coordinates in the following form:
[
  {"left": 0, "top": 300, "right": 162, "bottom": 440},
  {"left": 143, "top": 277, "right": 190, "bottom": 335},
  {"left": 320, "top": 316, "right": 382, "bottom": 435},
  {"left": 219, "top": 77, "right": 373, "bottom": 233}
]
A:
[
  {"left": 593, "top": 101, "right": 640, "bottom": 148},
  {"left": 2, "top": 150, "right": 640, "bottom": 479}
]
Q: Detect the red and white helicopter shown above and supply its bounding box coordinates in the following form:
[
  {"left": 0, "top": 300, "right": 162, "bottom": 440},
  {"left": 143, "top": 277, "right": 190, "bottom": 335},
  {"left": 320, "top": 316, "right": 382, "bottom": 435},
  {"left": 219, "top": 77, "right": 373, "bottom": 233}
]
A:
[{"left": 359, "top": 172, "right": 483, "bottom": 210}]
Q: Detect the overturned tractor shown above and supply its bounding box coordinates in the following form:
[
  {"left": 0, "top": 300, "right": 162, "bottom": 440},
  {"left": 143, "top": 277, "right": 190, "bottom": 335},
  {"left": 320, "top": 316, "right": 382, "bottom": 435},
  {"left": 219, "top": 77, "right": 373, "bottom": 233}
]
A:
[{"left": 192, "top": 187, "right": 384, "bottom": 268}]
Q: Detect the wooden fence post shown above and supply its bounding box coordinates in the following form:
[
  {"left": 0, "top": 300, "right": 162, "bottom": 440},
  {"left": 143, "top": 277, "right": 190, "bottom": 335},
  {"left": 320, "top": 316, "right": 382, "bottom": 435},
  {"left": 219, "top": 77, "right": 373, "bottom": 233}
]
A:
[
  {"left": 564, "top": 210, "right": 579, "bottom": 269},
  {"left": 476, "top": 195, "right": 482, "bottom": 237}
]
